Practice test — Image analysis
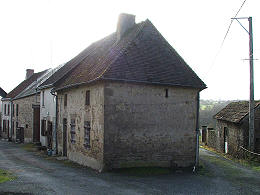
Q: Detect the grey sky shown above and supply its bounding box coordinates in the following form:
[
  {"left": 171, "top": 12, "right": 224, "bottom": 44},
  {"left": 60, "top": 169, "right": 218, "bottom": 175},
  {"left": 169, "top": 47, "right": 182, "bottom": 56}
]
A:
[{"left": 0, "top": 0, "right": 259, "bottom": 100}]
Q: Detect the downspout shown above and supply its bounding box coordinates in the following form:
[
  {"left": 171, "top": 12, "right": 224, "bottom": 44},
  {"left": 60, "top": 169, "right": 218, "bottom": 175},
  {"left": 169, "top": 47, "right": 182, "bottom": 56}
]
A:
[
  {"left": 193, "top": 91, "right": 200, "bottom": 172},
  {"left": 51, "top": 89, "right": 58, "bottom": 155}
]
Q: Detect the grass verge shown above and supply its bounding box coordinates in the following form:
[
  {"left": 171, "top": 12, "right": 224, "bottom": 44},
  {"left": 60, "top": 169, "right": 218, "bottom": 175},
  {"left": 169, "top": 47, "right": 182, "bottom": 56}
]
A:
[
  {"left": 200, "top": 145, "right": 260, "bottom": 173},
  {"left": 0, "top": 169, "right": 16, "bottom": 183}
]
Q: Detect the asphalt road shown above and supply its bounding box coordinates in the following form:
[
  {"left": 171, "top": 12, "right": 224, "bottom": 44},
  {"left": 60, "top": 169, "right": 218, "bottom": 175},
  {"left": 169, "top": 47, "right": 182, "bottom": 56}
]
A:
[{"left": 0, "top": 140, "right": 259, "bottom": 195}]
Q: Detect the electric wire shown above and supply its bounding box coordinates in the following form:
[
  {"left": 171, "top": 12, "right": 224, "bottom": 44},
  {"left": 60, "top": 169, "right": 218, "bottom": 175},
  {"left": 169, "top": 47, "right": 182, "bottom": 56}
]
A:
[{"left": 205, "top": 0, "right": 248, "bottom": 77}]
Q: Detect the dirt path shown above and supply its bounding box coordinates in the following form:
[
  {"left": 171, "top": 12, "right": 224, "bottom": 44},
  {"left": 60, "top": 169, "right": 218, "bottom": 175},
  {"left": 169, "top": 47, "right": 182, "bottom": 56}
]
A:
[{"left": 0, "top": 140, "right": 259, "bottom": 195}]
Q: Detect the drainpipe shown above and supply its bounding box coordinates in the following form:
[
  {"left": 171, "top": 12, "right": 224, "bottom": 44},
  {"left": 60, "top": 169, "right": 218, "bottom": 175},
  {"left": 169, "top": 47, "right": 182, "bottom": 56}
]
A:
[
  {"left": 51, "top": 89, "right": 58, "bottom": 155},
  {"left": 10, "top": 101, "right": 13, "bottom": 141},
  {"left": 193, "top": 91, "right": 200, "bottom": 172}
]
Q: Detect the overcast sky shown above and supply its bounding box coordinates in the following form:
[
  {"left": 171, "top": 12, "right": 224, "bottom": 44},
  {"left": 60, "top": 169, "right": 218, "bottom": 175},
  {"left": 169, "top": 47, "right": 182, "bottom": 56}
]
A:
[{"left": 0, "top": 0, "right": 259, "bottom": 100}]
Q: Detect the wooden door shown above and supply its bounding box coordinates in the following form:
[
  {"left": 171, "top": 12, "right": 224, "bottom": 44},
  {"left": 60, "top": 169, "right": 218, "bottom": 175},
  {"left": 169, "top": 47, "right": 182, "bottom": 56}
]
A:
[
  {"left": 224, "top": 127, "right": 228, "bottom": 153},
  {"left": 63, "top": 118, "right": 67, "bottom": 156},
  {"left": 33, "top": 107, "right": 40, "bottom": 142}
]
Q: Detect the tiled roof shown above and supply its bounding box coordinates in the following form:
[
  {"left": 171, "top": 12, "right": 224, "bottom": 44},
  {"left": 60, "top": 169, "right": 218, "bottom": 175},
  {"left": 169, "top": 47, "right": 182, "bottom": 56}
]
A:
[
  {"left": 54, "top": 19, "right": 206, "bottom": 91},
  {"left": 5, "top": 70, "right": 48, "bottom": 99},
  {"left": 214, "top": 101, "right": 260, "bottom": 123}
]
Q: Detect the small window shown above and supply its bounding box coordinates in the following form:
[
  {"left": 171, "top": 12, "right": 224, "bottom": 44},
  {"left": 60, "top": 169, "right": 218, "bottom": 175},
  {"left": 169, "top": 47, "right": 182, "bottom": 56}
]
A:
[
  {"left": 165, "top": 89, "right": 169, "bottom": 98},
  {"left": 16, "top": 122, "right": 18, "bottom": 129},
  {"left": 12, "top": 121, "right": 14, "bottom": 135},
  {"left": 64, "top": 94, "right": 67, "bottom": 107},
  {"left": 84, "top": 121, "right": 91, "bottom": 148},
  {"left": 7, "top": 120, "right": 9, "bottom": 131},
  {"left": 16, "top": 104, "right": 19, "bottom": 117},
  {"left": 42, "top": 91, "right": 45, "bottom": 107},
  {"left": 26, "top": 124, "right": 28, "bottom": 128},
  {"left": 70, "top": 119, "right": 76, "bottom": 143},
  {"left": 4, "top": 104, "right": 6, "bottom": 115},
  {"left": 7, "top": 104, "right": 10, "bottom": 115},
  {"left": 85, "top": 90, "right": 90, "bottom": 106}
]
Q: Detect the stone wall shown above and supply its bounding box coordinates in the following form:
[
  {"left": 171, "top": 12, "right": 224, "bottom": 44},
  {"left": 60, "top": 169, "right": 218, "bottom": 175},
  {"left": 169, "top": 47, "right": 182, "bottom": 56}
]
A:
[
  {"left": 215, "top": 120, "right": 244, "bottom": 156},
  {"left": 207, "top": 129, "right": 217, "bottom": 149},
  {"left": 57, "top": 83, "right": 105, "bottom": 171},
  {"left": 13, "top": 95, "right": 40, "bottom": 143},
  {"left": 103, "top": 82, "right": 199, "bottom": 169}
]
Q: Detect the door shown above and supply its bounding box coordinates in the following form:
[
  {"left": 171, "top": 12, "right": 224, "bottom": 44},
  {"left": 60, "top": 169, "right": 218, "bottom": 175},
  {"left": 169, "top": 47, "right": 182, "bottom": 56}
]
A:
[
  {"left": 63, "top": 118, "right": 67, "bottom": 156},
  {"left": 224, "top": 127, "right": 228, "bottom": 153},
  {"left": 33, "top": 107, "right": 40, "bottom": 142}
]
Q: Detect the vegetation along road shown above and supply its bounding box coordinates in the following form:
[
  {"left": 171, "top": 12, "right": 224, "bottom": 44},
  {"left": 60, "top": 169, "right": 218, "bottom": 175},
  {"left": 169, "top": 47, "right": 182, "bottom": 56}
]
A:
[{"left": 0, "top": 140, "right": 259, "bottom": 195}]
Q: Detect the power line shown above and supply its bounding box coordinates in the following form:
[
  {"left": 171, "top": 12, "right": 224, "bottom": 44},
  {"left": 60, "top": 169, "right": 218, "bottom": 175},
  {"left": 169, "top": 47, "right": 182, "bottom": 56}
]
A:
[{"left": 205, "top": 0, "right": 248, "bottom": 77}]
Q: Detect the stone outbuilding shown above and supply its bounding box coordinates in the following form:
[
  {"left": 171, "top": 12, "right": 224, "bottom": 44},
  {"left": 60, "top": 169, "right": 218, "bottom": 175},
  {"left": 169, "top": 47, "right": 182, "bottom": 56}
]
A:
[
  {"left": 213, "top": 101, "right": 260, "bottom": 156},
  {"left": 47, "top": 13, "right": 206, "bottom": 171}
]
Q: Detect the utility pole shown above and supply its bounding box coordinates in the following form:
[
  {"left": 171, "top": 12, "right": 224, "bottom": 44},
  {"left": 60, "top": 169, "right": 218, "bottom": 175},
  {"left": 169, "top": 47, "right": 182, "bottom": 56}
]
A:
[
  {"left": 232, "top": 17, "right": 255, "bottom": 151},
  {"left": 248, "top": 16, "right": 254, "bottom": 152}
]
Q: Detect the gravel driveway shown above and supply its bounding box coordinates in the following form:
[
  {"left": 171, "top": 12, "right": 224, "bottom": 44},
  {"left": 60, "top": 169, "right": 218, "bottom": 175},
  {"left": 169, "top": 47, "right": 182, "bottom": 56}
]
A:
[{"left": 0, "top": 140, "right": 259, "bottom": 195}]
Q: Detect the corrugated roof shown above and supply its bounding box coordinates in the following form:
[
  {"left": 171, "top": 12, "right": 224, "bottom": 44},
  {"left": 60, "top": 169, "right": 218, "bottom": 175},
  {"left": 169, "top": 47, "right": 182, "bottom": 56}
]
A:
[
  {"left": 5, "top": 70, "right": 48, "bottom": 99},
  {"left": 214, "top": 101, "right": 260, "bottom": 123},
  {"left": 54, "top": 19, "right": 206, "bottom": 91}
]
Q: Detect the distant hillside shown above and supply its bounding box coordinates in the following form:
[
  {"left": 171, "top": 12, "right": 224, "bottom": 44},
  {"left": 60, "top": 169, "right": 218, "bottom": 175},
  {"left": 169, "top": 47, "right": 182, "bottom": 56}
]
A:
[{"left": 199, "top": 100, "right": 232, "bottom": 128}]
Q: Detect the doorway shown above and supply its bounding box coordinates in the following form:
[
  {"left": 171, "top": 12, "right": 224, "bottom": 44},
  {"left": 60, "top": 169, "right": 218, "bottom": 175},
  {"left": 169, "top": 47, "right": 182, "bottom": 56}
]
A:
[
  {"left": 33, "top": 106, "right": 40, "bottom": 143},
  {"left": 224, "top": 127, "right": 228, "bottom": 153}
]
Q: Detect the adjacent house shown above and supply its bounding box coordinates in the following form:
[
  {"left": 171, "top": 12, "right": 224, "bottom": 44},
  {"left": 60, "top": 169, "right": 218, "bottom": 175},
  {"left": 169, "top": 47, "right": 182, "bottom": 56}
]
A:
[
  {"left": 0, "top": 87, "right": 7, "bottom": 137},
  {"left": 1, "top": 69, "right": 43, "bottom": 140},
  {"left": 37, "top": 64, "right": 64, "bottom": 152},
  {"left": 213, "top": 101, "right": 260, "bottom": 156},
  {"left": 47, "top": 13, "right": 206, "bottom": 171},
  {"left": 12, "top": 69, "right": 52, "bottom": 143}
]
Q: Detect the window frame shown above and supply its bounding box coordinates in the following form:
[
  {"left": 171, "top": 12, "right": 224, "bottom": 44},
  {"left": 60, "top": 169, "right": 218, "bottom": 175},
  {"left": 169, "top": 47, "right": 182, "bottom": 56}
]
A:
[
  {"left": 85, "top": 90, "right": 90, "bottom": 106},
  {"left": 84, "top": 121, "right": 91, "bottom": 148},
  {"left": 70, "top": 119, "right": 76, "bottom": 144}
]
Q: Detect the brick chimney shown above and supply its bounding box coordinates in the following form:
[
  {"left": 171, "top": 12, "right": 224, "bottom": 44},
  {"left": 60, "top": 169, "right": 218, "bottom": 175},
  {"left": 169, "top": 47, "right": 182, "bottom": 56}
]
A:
[
  {"left": 25, "top": 69, "right": 34, "bottom": 80},
  {"left": 116, "top": 13, "right": 135, "bottom": 41}
]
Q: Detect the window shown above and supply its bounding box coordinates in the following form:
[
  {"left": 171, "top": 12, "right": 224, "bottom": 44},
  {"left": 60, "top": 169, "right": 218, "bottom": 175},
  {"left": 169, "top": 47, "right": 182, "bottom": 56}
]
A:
[
  {"left": 16, "top": 122, "right": 18, "bottom": 129},
  {"left": 64, "top": 94, "right": 67, "bottom": 107},
  {"left": 41, "top": 120, "right": 46, "bottom": 136},
  {"left": 84, "top": 121, "right": 91, "bottom": 148},
  {"left": 165, "top": 89, "right": 169, "bottom": 98},
  {"left": 12, "top": 104, "right": 14, "bottom": 117},
  {"left": 70, "top": 119, "right": 76, "bottom": 143},
  {"left": 7, "top": 104, "right": 10, "bottom": 116},
  {"left": 42, "top": 91, "right": 45, "bottom": 107},
  {"left": 85, "top": 90, "right": 90, "bottom": 106},
  {"left": 16, "top": 104, "right": 19, "bottom": 116},
  {"left": 4, "top": 104, "right": 6, "bottom": 115}
]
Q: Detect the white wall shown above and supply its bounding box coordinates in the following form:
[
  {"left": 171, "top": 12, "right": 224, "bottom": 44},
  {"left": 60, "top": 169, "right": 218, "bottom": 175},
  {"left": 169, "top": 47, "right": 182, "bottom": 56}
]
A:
[{"left": 40, "top": 88, "right": 56, "bottom": 147}]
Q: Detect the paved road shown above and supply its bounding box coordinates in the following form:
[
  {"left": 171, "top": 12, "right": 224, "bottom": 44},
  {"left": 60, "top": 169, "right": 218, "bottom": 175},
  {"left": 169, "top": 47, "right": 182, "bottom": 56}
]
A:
[{"left": 0, "top": 140, "right": 259, "bottom": 195}]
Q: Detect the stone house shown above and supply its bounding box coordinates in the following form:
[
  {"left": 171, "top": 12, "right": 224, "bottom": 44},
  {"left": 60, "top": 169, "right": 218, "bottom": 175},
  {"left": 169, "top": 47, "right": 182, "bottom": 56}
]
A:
[
  {"left": 11, "top": 69, "right": 50, "bottom": 143},
  {"left": 1, "top": 69, "right": 43, "bottom": 140},
  {"left": 213, "top": 101, "right": 260, "bottom": 156},
  {"left": 48, "top": 13, "right": 206, "bottom": 171}
]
